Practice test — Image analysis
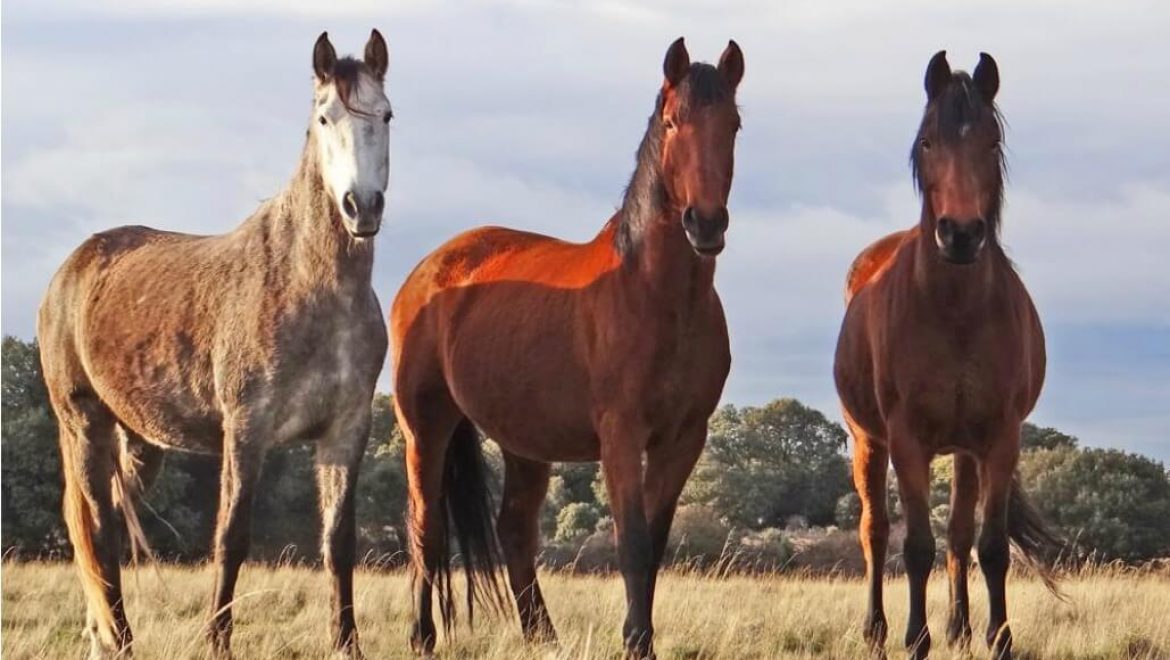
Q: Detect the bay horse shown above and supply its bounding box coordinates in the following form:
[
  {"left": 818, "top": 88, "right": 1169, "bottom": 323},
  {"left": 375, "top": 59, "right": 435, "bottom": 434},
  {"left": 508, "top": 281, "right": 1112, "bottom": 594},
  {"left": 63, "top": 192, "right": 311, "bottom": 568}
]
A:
[
  {"left": 833, "top": 51, "right": 1062, "bottom": 660},
  {"left": 390, "top": 38, "right": 743, "bottom": 659},
  {"left": 37, "top": 31, "right": 392, "bottom": 658}
]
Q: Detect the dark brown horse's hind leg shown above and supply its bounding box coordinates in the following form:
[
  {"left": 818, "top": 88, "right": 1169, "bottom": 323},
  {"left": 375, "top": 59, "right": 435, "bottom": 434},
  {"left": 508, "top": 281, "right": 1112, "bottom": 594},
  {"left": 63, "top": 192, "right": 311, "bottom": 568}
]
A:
[
  {"left": 207, "top": 431, "right": 264, "bottom": 656},
  {"left": 849, "top": 422, "right": 890, "bottom": 654},
  {"left": 945, "top": 454, "right": 979, "bottom": 649},
  {"left": 497, "top": 453, "right": 557, "bottom": 643},
  {"left": 317, "top": 414, "right": 371, "bottom": 658},
  {"left": 53, "top": 393, "right": 134, "bottom": 658},
  {"left": 397, "top": 394, "right": 462, "bottom": 655},
  {"left": 890, "top": 434, "right": 936, "bottom": 660}
]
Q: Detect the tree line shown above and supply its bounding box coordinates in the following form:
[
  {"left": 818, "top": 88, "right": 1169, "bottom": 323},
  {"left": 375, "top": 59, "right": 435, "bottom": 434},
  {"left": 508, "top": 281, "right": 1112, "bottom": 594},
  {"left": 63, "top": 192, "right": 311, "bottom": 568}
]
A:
[{"left": 3, "top": 336, "right": 1168, "bottom": 570}]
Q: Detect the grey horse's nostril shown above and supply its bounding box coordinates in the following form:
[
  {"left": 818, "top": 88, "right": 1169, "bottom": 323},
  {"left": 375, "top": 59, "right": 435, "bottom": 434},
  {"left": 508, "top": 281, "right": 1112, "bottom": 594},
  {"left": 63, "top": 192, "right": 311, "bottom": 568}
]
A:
[
  {"left": 342, "top": 192, "right": 358, "bottom": 219},
  {"left": 372, "top": 191, "right": 385, "bottom": 216}
]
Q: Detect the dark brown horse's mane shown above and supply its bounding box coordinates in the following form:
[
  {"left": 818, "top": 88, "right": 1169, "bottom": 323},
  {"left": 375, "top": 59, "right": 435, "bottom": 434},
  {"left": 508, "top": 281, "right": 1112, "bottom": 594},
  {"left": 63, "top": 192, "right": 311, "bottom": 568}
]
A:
[
  {"left": 323, "top": 57, "right": 381, "bottom": 118},
  {"left": 615, "top": 63, "right": 734, "bottom": 257},
  {"left": 910, "top": 72, "right": 1008, "bottom": 235}
]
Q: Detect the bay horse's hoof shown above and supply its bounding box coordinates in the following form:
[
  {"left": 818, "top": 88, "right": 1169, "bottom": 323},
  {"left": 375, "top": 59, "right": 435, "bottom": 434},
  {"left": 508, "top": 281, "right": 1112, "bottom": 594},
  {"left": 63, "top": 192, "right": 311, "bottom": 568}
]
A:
[
  {"left": 988, "top": 623, "right": 1013, "bottom": 660},
  {"left": 409, "top": 622, "right": 436, "bottom": 656},
  {"left": 946, "top": 614, "right": 972, "bottom": 649},
  {"left": 863, "top": 612, "right": 888, "bottom": 652}
]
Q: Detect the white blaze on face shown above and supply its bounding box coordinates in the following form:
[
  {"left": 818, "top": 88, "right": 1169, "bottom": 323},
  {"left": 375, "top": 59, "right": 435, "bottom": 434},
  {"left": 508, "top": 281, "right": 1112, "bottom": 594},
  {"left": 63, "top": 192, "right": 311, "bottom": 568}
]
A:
[{"left": 312, "top": 72, "right": 391, "bottom": 236}]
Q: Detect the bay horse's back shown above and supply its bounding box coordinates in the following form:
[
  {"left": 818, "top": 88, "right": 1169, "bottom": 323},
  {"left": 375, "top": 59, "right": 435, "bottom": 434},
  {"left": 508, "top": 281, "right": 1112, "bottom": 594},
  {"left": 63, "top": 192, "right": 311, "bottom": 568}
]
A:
[{"left": 844, "top": 227, "right": 917, "bottom": 304}]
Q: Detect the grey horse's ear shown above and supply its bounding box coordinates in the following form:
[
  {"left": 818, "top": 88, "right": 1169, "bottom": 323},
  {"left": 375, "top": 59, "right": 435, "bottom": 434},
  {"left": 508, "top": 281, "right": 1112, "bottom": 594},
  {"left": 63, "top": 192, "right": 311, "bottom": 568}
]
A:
[
  {"left": 663, "top": 37, "right": 690, "bottom": 88},
  {"left": 365, "top": 29, "right": 388, "bottom": 80},
  {"left": 924, "top": 50, "right": 951, "bottom": 101},
  {"left": 313, "top": 32, "right": 336, "bottom": 82},
  {"left": 973, "top": 52, "right": 999, "bottom": 102}
]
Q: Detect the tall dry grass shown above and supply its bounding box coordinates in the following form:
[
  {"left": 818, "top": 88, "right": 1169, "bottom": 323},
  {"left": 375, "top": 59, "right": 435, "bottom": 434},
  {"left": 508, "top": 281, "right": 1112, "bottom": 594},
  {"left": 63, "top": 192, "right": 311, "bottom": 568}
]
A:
[{"left": 2, "top": 560, "right": 1167, "bottom": 658}]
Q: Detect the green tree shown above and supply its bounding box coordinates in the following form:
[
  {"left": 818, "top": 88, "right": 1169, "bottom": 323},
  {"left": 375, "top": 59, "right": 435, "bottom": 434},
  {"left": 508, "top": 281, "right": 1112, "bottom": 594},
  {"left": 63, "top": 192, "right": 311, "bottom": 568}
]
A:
[
  {"left": 1020, "top": 447, "right": 1170, "bottom": 562},
  {"left": 683, "top": 399, "right": 851, "bottom": 528},
  {"left": 1021, "top": 423, "right": 1079, "bottom": 452}
]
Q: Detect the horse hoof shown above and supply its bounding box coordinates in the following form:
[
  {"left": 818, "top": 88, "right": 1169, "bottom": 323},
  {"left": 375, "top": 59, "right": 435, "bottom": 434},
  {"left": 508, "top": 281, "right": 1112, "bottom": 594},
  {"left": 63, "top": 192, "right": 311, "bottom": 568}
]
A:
[{"left": 946, "top": 618, "right": 972, "bottom": 649}]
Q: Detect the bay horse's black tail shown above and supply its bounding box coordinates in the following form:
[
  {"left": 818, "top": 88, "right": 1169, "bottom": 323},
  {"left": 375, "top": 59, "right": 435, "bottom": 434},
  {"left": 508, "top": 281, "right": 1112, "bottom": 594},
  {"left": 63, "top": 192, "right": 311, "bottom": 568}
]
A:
[
  {"left": 1007, "top": 476, "right": 1066, "bottom": 599},
  {"left": 435, "top": 418, "right": 508, "bottom": 632}
]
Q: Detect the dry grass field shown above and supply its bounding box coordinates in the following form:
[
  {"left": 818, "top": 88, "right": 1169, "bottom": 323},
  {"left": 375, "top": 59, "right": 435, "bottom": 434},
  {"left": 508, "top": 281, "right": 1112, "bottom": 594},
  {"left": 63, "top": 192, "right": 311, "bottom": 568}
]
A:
[{"left": 2, "top": 561, "right": 1168, "bottom": 659}]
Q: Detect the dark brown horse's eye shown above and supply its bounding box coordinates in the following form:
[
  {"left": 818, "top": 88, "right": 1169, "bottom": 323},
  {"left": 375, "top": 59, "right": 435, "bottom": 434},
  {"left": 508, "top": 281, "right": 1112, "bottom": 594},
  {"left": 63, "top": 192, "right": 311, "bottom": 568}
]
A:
[{"left": 919, "top": 138, "right": 932, "bottom": 151}]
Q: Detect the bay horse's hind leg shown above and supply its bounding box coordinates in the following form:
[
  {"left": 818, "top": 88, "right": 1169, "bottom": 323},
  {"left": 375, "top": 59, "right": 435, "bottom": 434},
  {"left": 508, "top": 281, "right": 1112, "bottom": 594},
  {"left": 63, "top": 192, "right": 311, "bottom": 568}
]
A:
[
  {"left": 945, "top": 454, "right": 979, "bottom": 649},
  {"left": 497, "top": 453, "right": 556, "bottom": 643},
  {"left": 396, "top": 392, "right": 462, "bottom": 655},
  {"left": 849, "top": 422, "right": 890, "bottom": 654},
  {"left": 51, "top": 391, "right": 134, "bottom": 657},
  {"left": 207, "top": 426, "right": 265, "bottom": 656},
  {"left": 316, "top": 412, "right": 372, "bottom": 658},
  {"left": 890, "top": 433, "right": 936, "bottom": 660}
]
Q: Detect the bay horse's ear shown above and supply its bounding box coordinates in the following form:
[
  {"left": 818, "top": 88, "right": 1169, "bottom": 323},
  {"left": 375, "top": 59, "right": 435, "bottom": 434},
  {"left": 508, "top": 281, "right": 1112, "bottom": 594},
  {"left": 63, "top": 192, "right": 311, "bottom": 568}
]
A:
[
  {"left": 663, "top": 37, "right": 690, "bottom": 88},
  {"left": 365, "top": 29, "right": 389, "bottom": 81},
  {"left": 924, "top": 50, "right": 951, "bottom": 102},
  {"left": 973, "top": 52, "right": 999, "bottom": 102},
  {"left": 313, "top": 32, "right": 337, "bottom": 82},
  {"left": 718, "top": 40, "right": 744, "bottom": 90}
]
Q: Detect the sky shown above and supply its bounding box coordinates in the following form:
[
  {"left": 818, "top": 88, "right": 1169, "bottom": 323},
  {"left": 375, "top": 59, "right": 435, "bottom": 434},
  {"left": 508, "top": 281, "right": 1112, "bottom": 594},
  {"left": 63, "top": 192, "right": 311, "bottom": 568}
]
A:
[{"left": 3, "top": 1, "right": 1168, "bottom": 461}]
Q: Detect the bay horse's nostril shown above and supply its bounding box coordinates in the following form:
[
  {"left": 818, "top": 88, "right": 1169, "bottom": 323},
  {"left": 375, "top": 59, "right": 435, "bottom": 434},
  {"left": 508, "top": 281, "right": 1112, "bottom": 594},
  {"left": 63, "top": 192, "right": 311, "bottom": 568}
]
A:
[
  {"left": 342, "top": 191, "right": 359, "bottom": 219},
  {"left": 937, "top": 217, "right": 956, "bottom": 239},
  {"left": 971, "top": 219, "right": 987, "bottom": 242}
]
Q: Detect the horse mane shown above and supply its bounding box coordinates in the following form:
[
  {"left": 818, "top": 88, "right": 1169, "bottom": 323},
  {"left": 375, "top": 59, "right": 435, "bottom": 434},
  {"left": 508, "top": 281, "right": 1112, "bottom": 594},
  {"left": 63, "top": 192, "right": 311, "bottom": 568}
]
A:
[
  {"left": 909, "top": 72, "right": 1008, "bottom": 236},
  {"left": 615, "top": 64, "right": 734, "bottom": 257},
  {"left": 324, "top": 56, "right": 379, "bottom": 118}
]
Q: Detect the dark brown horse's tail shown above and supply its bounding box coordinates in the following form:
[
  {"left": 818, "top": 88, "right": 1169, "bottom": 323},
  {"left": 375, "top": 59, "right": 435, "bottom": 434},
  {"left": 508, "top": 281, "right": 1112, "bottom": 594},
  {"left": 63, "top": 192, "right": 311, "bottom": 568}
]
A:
[
  {"left": 434, "top": 418, "right": 508, "bottom": 632},
  {"left": 1007, "top": 476, "right": 1066, "bottom": 599}
]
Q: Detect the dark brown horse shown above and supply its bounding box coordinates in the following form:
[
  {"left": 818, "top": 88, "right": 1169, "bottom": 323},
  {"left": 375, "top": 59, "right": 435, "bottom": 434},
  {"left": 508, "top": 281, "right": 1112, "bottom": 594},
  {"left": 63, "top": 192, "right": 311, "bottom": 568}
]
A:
[
  {"left": 37, "top": 31, "right": 392, "bottom": 658},
  {"left": 390, "top": 38, "right": 743, "bottom": 659},
  {"left": 834, "top": 51, "right": 1062, "bottom": 660}
]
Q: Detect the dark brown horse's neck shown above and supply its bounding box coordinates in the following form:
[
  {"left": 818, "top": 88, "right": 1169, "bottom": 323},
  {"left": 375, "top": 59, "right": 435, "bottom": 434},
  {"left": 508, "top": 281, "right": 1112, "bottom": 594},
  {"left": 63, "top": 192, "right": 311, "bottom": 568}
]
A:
[
  {"left": 619, "top": 211, "right": 716, "bottom": 308},
  {"left": 911, "top": 207, "right": 1005, "bottom": 321},
  {"left": 259, "top": 136, "right": 375, "bottom": 297}
]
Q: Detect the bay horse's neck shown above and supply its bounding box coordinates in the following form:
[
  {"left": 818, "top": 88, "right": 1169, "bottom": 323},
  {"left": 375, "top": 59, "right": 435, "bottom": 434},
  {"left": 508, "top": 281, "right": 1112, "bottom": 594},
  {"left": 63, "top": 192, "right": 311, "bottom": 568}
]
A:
[
  {"left": 912, "top": 206, "right": 1004, "bottom": 318},
  {"left": 252, "top": 135, "right": 375, "bottom": 296}
]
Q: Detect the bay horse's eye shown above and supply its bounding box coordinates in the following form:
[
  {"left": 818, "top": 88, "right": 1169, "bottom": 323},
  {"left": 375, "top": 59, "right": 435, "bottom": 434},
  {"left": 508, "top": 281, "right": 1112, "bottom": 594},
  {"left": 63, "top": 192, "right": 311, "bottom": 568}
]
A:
[
  {"left": 318, "top": 116, "right": 328, "bottom": 126},
  {"left": 663, "top": 117, "right": 677, "bottom": 131},
  {"left": 382, "top": 111, "right": 393, "bottom": 124}
]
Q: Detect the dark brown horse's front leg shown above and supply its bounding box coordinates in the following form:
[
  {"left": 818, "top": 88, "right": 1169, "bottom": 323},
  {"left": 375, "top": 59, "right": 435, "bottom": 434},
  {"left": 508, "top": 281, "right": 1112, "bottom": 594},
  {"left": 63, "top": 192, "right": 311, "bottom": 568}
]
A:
[
  {"left": 890, "top": 434, "right": 936, "bottom": 660},
  {"left": 317, "top": 415, "right": 371, "bottom": 658},
  {"left": 600, "top": 419, "right": 655, "bottom": 659},
  {"left": 208, "top": 435, "right": 264, "bottom": 656},
  {"left": 945, "top": 454, "right": 979, "bottom": 649},
  {"left": 978, "top": 437, "right": 1020, "bottom": 660}
]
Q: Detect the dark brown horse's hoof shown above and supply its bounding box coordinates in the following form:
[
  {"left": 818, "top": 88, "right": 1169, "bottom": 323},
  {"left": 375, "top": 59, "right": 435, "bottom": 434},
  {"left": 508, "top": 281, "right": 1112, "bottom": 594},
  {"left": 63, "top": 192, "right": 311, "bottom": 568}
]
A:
[
  {"left": 987, "top": 623, "right": 1013, "bottom": 660},
  {"left": 863, "top": 612, "right": 889, "bottom": 651},
  {"left": 946, "top": 614, "right": 972, "bottom": 649},
  {"left": 905, "top": 628, "right": 931, "bottom": 660},
  {"left": 409, "top": 622, "right": 436, "bottom": 656}
]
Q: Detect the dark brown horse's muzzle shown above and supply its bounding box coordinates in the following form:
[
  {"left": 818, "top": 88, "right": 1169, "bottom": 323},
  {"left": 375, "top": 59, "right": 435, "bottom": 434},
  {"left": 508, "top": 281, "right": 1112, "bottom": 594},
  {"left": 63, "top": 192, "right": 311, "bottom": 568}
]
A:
[
  {"left": 936, "top": 216, "right": 986, "bottom": 264},
  {"left": 342, "top": 189, "right": 385, "bottom": 238},
  {"left": 682, "top": 206, "right": 729, "bottom": 256}
]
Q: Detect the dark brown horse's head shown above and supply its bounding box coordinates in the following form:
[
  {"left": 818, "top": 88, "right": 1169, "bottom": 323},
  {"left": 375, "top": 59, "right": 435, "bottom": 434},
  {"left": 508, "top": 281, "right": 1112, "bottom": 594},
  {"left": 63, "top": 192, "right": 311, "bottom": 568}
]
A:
[
  {"left": 911, "top": 51, "right": 1005, "bottom": 265},
  {"left": 659, "top": 38, "right": 744, "bottom": 256}
]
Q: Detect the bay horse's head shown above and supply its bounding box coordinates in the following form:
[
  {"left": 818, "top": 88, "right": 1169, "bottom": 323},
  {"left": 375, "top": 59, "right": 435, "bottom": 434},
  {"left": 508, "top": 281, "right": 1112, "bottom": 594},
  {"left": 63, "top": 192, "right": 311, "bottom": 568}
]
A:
[
  {"left": 911, "top": 51, "right": 1005, "bottom": 265},
  {"left": 659, "top": 38, "right": 744, "bottom": 256},
  {"left": 310, "top": 30, "right": 392, "bottom": 239}
]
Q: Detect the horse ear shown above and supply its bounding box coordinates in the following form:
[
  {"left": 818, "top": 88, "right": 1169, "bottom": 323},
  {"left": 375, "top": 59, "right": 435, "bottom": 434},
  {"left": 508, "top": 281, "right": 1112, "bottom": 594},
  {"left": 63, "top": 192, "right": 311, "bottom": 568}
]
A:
[
  {"left": 663, "top": 37, "right": 690, "bottom": 88},
  {"left": 924, "top": 50, "right": 951, "bottom": 101},
  {"left": 973, "top": 52, "right": 999, "bottom": 102},
  {"left": 313, "top": 32, "right": 337, "bottom": 82},
  {"left": 365, "top": 29, "right": 389, "bottom": 80},
  {"left": 718, "top": 40, "right": 744, "bottom": 90}
]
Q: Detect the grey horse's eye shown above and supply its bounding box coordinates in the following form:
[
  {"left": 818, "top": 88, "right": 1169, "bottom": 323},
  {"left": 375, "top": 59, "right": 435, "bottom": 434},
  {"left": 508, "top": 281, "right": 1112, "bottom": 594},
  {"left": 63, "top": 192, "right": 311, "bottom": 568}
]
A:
[
  {"left": 318, "top": 116, "right": 328, "bottom": 126},
  {"left": 382, "top": 111, "right": 393, "bottom": 124}
]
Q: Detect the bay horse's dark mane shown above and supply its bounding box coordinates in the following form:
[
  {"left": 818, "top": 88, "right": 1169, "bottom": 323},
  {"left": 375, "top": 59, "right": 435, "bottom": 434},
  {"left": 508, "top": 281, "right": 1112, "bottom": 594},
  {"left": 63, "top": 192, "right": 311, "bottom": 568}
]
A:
[
  {"left": 615, "top": 63, "right": 734, "bottom": 256},
  {"left": 909, "top": 71, "right": 1008, "bottom": 236}
]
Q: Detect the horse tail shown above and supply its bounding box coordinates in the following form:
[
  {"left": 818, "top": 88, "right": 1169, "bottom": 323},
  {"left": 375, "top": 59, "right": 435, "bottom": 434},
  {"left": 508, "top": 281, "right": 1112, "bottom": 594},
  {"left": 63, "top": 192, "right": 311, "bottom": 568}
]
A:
[
  {"left": 1006, "top": 476, "right": 1065, "bottom": 599},
  {"left": 113, "top": 428, "right": 158, "bottom": 566},
  {"left": 435, "top": 418, "right": 508, "bottom": 631}
]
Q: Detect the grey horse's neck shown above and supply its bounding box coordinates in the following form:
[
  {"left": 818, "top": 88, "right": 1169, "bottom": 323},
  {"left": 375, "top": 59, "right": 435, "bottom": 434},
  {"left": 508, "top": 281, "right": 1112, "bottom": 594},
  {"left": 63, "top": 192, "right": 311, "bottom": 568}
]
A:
[{"left": 251, "top": 134, "right": 376, "bottom": 298}]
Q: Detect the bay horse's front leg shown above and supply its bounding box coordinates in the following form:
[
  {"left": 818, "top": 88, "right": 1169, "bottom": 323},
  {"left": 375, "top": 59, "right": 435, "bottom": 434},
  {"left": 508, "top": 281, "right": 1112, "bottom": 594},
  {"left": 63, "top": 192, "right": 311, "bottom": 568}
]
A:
[
  {"left": 889, "top": 431, "right": 936, "bottom": 660},
  {"left": 642, "top": 423, "right": 707, "bottom": 604},
  {"left": 599, "top": 415, "right": 655, "bottom": 660},
  {"left": 848, "top": 421, "right": 890, "bottom": 654},
  {"left": 978, "top": 434, "right": 1021, "bottom": 660},
  {"left": 208, "top": 427, "right": 265, "bottom": 656},
  {"left": 317, "top": 413, "right": 371, "bottom": 658}
]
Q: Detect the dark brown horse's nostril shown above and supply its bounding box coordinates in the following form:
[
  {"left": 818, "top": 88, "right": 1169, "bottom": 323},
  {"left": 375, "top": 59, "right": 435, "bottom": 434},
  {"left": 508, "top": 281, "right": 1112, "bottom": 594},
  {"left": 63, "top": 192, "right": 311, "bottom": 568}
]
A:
[
  {"left": 970, "top": 219, "right": 987, "bottom": 242},
  {"left": 342, "top": 191, "right": 358, "bottom": 219}
]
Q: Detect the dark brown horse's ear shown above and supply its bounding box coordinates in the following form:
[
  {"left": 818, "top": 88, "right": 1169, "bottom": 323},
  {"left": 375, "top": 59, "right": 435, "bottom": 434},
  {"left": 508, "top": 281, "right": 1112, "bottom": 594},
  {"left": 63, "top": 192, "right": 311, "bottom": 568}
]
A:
[
  {"left": 973, "top": 52, "right": 999, "bottom": 102},
  {"left": 924, "top": 50, "right": 951, "bottom": 101},
  {"left": 313, "top": 32, "right": 337, "bottom": 82},
  {"left": 718, "top": 40, "right": 744, "bottom": 90},
  {"left": 365, "top": 29, "right": 389, "bottom": 80},
  {"left": 663, "top": 37, "right": 690, "bottom": 88}
]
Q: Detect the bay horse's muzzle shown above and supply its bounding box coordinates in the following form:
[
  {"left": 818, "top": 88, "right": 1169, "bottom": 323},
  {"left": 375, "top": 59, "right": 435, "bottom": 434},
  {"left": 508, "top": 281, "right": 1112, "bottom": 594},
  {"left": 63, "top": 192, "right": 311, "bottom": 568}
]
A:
[
  {"left": 342, "top": 189, "right": 385, "bottom": 238},
  {"left": 936, "top": 216, "right": 987, "bottom": 265},
  {"left": 682, "top": 206, "right": 729, "bottom": 256}
]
